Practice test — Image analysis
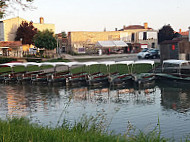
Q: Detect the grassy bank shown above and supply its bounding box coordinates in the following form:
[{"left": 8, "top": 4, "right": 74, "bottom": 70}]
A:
[{"left": 0, "top": 118, "right": 170, "bottom": 142}]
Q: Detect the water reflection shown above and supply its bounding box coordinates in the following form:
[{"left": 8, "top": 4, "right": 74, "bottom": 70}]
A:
[
  {"left": 158, "top": 83, "right": 190, "bottom": 113},
  {"left": 0, "top": 82, "right": 190, "bottom": 140}
]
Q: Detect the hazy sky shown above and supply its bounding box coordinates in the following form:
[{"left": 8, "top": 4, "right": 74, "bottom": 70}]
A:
[{"left": 4, "top": 0, "right": 190, "bottom": 33}]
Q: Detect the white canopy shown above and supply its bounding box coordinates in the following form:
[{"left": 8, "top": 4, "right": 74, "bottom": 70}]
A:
[
  {"left": 0, "top": 62, "right": 24, "bottom": 68},
  {"left": 116, "top": 61, "right": 134, "bottom": 65},
  {"left": 163, "top": 60, "right": 189, "bottom": 65},
  {"left": 134, "top": 60, "right": 154, "bottom": 66},
  {"left": 95, "top": 41, "right": 128, "bottom": 48},
  {"left": 99, "top": 61, "right": 116, "bottom": 66},
  {"left": 82, "top": 61, "right": 99, "bottom": 66}
]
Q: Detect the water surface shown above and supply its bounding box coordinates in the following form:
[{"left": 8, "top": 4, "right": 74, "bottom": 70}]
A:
[{"left": 0, "top": 82, "right": 190, "bottom": 140}]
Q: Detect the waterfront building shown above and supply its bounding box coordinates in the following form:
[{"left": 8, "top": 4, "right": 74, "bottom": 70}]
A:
[{"left": 67, "top": 23, "right": 158, "bottom": 54}]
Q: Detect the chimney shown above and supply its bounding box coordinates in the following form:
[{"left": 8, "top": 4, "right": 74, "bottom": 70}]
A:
[
  {"left": 179, "top": 29, "right": 182, "bottom": 33},
  {"left": 40, "top": 17, "right": 44, "bottom": 24},
  {"left": 115, "top": 28, "right": 118, "bottom": 31},
  {"left": 144, "top": 22, "right": 148, "bottom": 29},
  {"left": 123, "top": 25, "right": 126, "bottom": 30}
]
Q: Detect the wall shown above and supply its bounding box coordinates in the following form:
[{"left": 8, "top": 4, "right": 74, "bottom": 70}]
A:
[
  {"left": 68, "top": 28, "right": 158, "bottom": 53},
  {"left": 2, "top": 17, "right": 55, "bottom": 42}
]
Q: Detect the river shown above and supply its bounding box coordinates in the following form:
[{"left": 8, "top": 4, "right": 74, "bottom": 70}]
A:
[{"left": 0, "top": 82, "right": 190, "bottom": 140}]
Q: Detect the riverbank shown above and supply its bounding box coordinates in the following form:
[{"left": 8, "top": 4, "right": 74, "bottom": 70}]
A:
[{"left": 0, "top": 118, "right": 170, "bottom": 142}]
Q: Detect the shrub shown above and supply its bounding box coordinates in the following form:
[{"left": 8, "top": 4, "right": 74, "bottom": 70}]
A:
[{"left": 0, "top": 57, "right": 17, "bottom": 64}]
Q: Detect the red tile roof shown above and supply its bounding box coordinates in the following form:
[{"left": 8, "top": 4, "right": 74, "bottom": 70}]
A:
[
  {"left": 0, "top": 41, "right": 22, "bottom": 47},
  {"left": 124, "top": 25, "right": 152, "bottom": 30},
  {"left": 179, "top": 31, "right": 189, "bottom": 36}
]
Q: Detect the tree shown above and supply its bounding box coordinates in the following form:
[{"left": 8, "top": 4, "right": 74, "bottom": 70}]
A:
[
  {"left": 61, "top": 31, "right": 67, "bottom": 38},
  {"left": 33, "top": 30, "right": 57, "bottom": 50},
  {"left": 0, "top": 0, "right": 34, "bottom": 19},
  {"left": 158, "top": 25, "right": 175, "bottom": 43},
  {"left": 15, "top": 21, "right": 38, "bottom": 45}
]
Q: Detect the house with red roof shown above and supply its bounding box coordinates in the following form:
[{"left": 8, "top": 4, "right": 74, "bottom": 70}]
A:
[{"left": 0, "top": 41, "right": 23, "bottom": 57}]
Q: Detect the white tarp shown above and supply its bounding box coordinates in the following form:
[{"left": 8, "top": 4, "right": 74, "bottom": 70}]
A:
[{"left": 95, "top": 41, "right": 128, "bottom": 48}]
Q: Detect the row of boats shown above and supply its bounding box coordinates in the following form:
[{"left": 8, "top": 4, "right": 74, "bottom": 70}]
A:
[{"left": 0, "top": 59, "right": 190, "bottom": 88}]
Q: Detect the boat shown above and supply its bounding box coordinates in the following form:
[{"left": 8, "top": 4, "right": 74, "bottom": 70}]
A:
[
  {"left": 85, "top": 61, "right": 112, "bottom": 87},
  {"left": 156, "top": 59, "right": 190, "bottom": 84},
  {"left": 132, "top": 60, "right": 155, "bottom": 87},
  {"left": 110, "top": 61, "right": 134, "bottom": 87}
]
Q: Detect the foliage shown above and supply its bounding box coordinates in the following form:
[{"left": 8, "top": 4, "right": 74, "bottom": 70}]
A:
[
  {"left": 61, "top": 31, "right": 67, "bottom": 38},
  {"left": 158, "top": 25, "right": 175, "bottom": 43},
  {"left": 0, "top": 57, "right": 17, "bottom": 64},
  {"left": 0, "top": 0, "right": 33, "bottom": 19},
  {"left": 33, "top": 30, "right": 57, "bottom": 50},
  {"left": 15, "top": 21, "right": 38, "bottom": 45}
]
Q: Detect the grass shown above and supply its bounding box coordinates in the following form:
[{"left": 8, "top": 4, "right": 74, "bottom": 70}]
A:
[{"left": 0, "top": 117, "right": 171, "bottom": 142}]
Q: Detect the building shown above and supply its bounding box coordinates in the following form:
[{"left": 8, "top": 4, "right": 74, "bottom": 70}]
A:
[
  {"left": 0, "top": 41, "right": 22, "bottom": 57},
  {"left": 0, "top": 17, "right": 55, "bottom": 41},
  {"left": 0, "top": 17, "right": 55, "bottom": 57},
  {"left": 160, "top": 37, "right": 190, "bottom": 62},
  {"left": 67, "top": 23, "right": 158, "bottom": 54}
]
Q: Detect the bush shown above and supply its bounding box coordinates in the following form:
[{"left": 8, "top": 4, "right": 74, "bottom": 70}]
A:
[
  {"left": 0, "top": 57, "right": 17, "bottom": 64},
  {"left": 25, "top": 58, "right": 42, "bottom": 62}
]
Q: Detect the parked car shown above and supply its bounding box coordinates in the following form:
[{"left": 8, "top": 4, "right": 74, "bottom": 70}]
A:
[
  {"left": 148, "top": 49, "right": 160, "bottom": 59},
  {"left": 137, "top": 48, "right": 150, "bottom": 59},
  {"left": 137, "top": 48, "right": 160, "bottom": 59}
]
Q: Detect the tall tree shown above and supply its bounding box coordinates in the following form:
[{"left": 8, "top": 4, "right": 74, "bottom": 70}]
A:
[
  {"left": 158, "top": 25, "right": 175, "bottom": 43},
  {"left": 0, "top": 0, "right": 34, "bottom": 19},
  {"left": 15, "top": 21, "right": 38, "bottom": 45},
  {"left": 33, "top": 30, "right": 56, "bottom": 50},
  {"left": 61, "top": 31, "right": 67, "bottom": 38}
]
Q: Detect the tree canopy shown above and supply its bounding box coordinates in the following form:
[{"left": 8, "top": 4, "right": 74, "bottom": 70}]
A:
[
  {"left": 0, "top": 0, "right": 34, "bottom": 19},
  {"left": 33, "top": 30, "right": 57, "bottom": 50},
  {"left": 158, "top": 25, "right": 175, "bottom": 43},
  {"left": 15, "top": 21, "right": 38, "bottom": 45}
]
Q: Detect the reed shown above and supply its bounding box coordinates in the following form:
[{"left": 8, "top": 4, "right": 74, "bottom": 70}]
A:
[{"left": 0, "top": 117, "right": 173, "bottom": 142}]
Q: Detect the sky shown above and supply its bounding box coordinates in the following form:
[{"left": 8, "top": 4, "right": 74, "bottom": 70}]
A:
[{"left": 4, "top": 0, "right": 190, "bottom": 33}]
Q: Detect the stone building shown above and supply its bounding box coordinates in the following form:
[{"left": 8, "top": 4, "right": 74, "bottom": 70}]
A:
[{"left": 67, "top": 23, "right": 158, "bottom": 54}]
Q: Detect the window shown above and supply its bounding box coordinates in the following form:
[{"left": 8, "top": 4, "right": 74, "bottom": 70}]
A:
[
  {"left": 143, "top": 32, "right": 147, "bottom": 40},
  {"left": 131, "top": 33, "right": 135, "bottom": 42}
]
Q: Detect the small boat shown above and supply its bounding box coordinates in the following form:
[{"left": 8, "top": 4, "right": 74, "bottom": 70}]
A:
[
  {"left": 132, "top": 60, "right": 155, "bottom": 87},
  {"left": 66, "top": 72, "right": 88, "bottom": 87},
  {"left": 156, "top": 59, "right": 190, "bottom": 84},
  {"left": 31, "top": 72, "right": 54, "bottom": 83},
  {"left": 48, "top": 71, "right": 71, "bottom": 84},
  {"left": 4, "top": 71, "right": 26, "bottom": 83},
  {"left": 110, "top": 61, "right": 134, "bottom": 87}
]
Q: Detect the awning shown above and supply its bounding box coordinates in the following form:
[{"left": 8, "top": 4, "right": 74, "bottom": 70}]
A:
[
  {"left": 0, "top": 47, "right": 9, "bottom": 49},
  {"left": 95, "top": 41, "right": 128, "bottom": 48}
]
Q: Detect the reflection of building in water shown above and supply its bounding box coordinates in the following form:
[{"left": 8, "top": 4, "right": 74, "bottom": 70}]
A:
[
  {"left": 5, "top": 86, "right": 28, "bottom": 117},
  {"left": 161, "top": 87, "right": 190, "bottom": 113},
  {"left": 69, "top": 87, "right": 156, "bottom": 104},
  {"left": 4, "top": 84, "right": 61, "bottom": 117}
]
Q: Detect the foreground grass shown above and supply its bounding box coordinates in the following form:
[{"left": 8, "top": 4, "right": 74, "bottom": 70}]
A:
[{"left": 0, "top": 118, "right": 171, "bottom": 142}]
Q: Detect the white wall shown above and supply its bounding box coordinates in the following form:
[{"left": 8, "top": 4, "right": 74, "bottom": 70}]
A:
[
  {"left": 0, "top": 22, "right": 4, "bottom": 41},
  {"left": 138, "top": 31, "right": 157, "bottom": 40}
]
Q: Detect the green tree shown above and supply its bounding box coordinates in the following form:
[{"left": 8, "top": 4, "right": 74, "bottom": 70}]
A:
[
  {"left": 61, "top": 31, "right": 67, "bottom": 38},
  {"left": 158, "top": 25, "right": 175, "bottom": 43},
  {"left": 0, "top": 0, "right": 33, "bottom": 19},
  {"left": 15, "top": 21, "right": 38, "bottom": 45},
  {"left": 33, "top": 30, "right": 56, "bottom": 50}
]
